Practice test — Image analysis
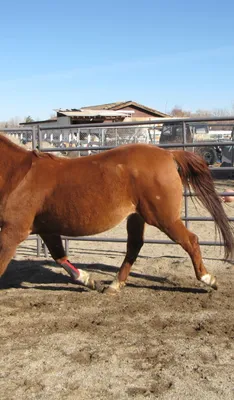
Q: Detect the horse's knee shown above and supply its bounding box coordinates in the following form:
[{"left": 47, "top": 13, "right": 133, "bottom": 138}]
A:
[{"left": 135, "top": 238, "right": 144, "bottom": 249}]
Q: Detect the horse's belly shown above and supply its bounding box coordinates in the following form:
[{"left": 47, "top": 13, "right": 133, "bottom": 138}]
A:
[
  {"left": 35, "top": 202, "right": 136, "bottom": 236},
  {"left": 70, "top": 203, "right": 136, "bottom": 236}
]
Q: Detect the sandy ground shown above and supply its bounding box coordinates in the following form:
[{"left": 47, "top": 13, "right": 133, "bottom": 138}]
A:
[{"left": 0, "top": 181, "right": 234, "bottom": 400}]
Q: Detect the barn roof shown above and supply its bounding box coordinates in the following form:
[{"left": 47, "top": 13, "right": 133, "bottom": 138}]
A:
[
  {"left": 81, "top": 101, "right": 170, "bottom": 117},
  {"left": 54, "top": 108, "right": 133, "bottom": 118}
]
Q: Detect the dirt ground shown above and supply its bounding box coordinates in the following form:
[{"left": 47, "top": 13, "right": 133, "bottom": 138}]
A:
[{"left": 0, "top": 181, "right": 234, "bottom": 400}]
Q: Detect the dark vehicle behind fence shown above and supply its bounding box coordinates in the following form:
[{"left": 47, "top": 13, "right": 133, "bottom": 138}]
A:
[
  {"left": 159, "top": 122, "right": 222, "bottom": 165},
  {"left": 211, "top": 126, "right": 234, "bottom": 179}
]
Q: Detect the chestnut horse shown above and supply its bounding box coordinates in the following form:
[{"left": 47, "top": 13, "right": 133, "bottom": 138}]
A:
[{"left": 0, "top": 134, "right": 233, "bottom": 293}]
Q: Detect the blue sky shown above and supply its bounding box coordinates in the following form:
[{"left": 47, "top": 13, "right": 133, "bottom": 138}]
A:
[{"left": 0, "top": 0, "right": 234, "bottom": 121}]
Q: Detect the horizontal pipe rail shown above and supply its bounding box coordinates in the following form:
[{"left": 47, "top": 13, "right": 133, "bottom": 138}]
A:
[
  {"left": 27, "top": 234, "right": 227, "bottom": 247},
  {"left": 0, "top": 128, "right": 33, "bottom": 132},
  {"left": 39, "top": 141, "right": 234, "bottom": 152}
]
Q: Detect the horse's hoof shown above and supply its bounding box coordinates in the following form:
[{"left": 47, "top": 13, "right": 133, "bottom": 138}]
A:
[
  {"left": 86, "top": 279, "right": 97, "bottom": 290},
  {"left": 94, "top": 281, "right": 105, "bottom": 293},
  {"left": 103, "top": 286, "right": 120, "bottom": 295},
  {"left": 211, "top": 279, "right": 218, "bottom": 290},
  {"left": 201, "top": 274, "right": 218, "bottom": 290}
]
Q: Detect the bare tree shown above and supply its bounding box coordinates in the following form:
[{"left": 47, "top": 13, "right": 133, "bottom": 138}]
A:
[
  {"left": 170, "top": 106, "right": 191, "bottom": 117},
  {"left": 24, "top": 115, "right": 34, "bottom": 123},
  {"left": 170, "top": 105, "right": 234, "bottom": 118},
  {"left": 0, "top": 116, "right": 22, "bottom": 128}
]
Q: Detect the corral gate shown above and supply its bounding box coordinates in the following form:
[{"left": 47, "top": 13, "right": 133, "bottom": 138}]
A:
[{"left": 2, "top": 115, "right": 234, "bottom": 257}]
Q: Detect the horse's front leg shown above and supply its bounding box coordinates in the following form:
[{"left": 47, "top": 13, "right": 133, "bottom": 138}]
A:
[
  {"left": 0, "top": 226, "right": 29, "bottom": 277},
  {"left": 40, "top": 234, "right": 96, "bottom": 290}
]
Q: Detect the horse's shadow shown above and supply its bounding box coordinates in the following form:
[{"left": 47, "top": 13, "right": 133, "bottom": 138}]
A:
[{"left": 0, "top": 258, "right": 208, "bottom": 294}]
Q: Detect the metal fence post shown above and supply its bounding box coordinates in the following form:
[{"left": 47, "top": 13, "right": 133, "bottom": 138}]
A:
[
  {"left": 101, "top": 128, "right": 105, "bottom": 146},
  {"left": 36, "top": 236, "right": 42, "bottom": 257},
  {"left": 32, "top": 126, "right": 37, "bottom": 150},
  {"left": 182, "top": 121, "right": 189, "bottom": 229},
  {"left": 65, "top": 239, "right": 69, "bottom": 256},
  {"left": 38, "top": 125, "right": 42, "bottom": 150}
]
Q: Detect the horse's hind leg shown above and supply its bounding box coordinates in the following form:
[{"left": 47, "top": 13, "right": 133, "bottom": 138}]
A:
[
  {"left": 105, "top": 213, "right": 145, "bottom": 294},
  {"left": 163, "top": 219, "right": 217, "bottom": 289},
  {"left": 40, "top": 234, "right": 96, "bottom": 289}
]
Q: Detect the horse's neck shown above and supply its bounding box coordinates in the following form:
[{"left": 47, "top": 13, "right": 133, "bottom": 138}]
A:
[
  {"left": 1, "top": 139, "right": 26, "bottom": 161},
  {"left": 0, "top": 138, "right": 31, "bottom": 183}
]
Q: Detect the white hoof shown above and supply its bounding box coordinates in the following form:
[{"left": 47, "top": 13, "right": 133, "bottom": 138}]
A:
[
  {"left": 74, "top": 270, "right": 96, "bottom": 290},
  {"left": 104, "top": 277, "right": 126, "bottom": 295},
  {"left": 201, "top": 274, "right": 218, "bottom": 290}
]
